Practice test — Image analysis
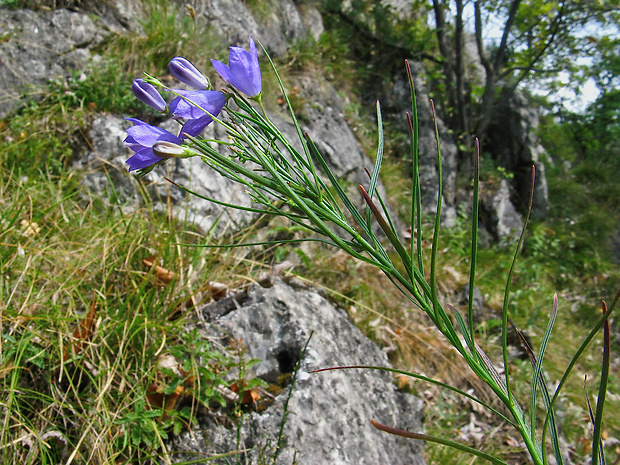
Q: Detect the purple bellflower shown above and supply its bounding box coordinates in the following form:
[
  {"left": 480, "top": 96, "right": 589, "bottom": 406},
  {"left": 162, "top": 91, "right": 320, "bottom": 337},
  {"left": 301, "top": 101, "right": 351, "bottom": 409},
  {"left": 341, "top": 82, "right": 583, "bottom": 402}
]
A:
[
  {"left": 211, "top": 37, "right": 262, "bottom": 98},
  {"left": 132, "top": 79, "right": 167, "bottom": 112},
  {"left": 169, "top": 57, "right": 210, "bottom": 90},
  {"left": 169, "top": 90, "right": 226, "bottom": 137},
  {"left": 124, "top": 118, "right": 183, "bottom": 172}
]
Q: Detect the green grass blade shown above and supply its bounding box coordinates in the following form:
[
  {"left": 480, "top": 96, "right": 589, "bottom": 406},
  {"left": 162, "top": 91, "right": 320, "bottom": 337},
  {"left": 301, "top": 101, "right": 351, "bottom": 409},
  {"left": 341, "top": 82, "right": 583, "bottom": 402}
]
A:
[
  {"left": 517, "top": 329, "right": 561, "bottom": 464},
  {"left": 448, "top": 304, "right": 475, "bottom": 356},
  {"left": 591, "top": 301, "right": 611, "bottom": 465},
  {"left": 530, "top": 293, "right": 558, "bottom": 440},
  {"left": 405, "top": 60, "right": 423, "bottom": 275},
  {"left": 179, "top": 237, "right": 341, "bottom": 249},
  {"left": 429, "top": 100, "right": 442, "bottom": 317},
  {"left": 468, "top": 139, "right": 481, "bottom": 338},
  {"left": 542, "top": 288, "right": 619, "bottom": 450},
  {"left": 365, "top": 101, "right": 384, "bottom": 229}
]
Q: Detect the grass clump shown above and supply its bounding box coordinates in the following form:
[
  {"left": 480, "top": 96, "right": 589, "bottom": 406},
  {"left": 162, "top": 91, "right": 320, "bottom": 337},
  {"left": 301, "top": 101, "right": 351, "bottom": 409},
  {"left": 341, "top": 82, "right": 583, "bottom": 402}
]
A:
[{"left": 0, "top": 162, "right": 277, "bottom": 462}]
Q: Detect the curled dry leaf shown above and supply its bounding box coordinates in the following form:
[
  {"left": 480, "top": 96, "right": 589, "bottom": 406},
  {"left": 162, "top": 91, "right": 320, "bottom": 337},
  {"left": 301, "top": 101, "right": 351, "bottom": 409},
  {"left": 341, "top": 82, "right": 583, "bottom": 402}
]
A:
[
  {"left": 62, "top": 301, "right": 97, "bottom": 363},
  {"left": 143, "top": 254, "right": 175, "bottom": 284},
  {"left": 230, "top": 381, "right": 261, "bottom": 405}
]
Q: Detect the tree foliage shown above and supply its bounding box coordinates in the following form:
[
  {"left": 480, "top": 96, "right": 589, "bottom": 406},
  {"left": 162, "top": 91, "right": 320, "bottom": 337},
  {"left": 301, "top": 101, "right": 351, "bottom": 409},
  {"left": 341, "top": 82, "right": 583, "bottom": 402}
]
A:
[{"left": 430, "top": 0, "right": 620, "bottom": 147}]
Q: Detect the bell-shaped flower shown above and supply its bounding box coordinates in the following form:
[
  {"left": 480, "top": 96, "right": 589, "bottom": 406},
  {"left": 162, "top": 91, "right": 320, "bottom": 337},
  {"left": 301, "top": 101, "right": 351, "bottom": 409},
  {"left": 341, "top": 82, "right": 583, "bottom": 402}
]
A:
[
  {"left": 169, "top": 90, "right": 226, "bottom": 137},
  {"left": 211, "top": 37, "right": 262, "bottom": 98},
  {"left": 124, "top": 118, "right": 183, "bottom": 172},
  {"left": 132, "top": 79, "right": 167, "bottom": 112},
  {"left": 169, "top": 57, "right": 210, "bottom": 90}
]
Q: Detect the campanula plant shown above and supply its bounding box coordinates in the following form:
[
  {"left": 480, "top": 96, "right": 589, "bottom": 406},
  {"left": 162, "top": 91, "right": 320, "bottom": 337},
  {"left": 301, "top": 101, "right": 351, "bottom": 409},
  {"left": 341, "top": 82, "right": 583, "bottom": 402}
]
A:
[
  {"left": 123, "top": 57, "right": 226, "bottom": 173},
  {"left": 211, "top": 37, "right": 262, "bottom": 99},
  {"left": 121, "top": 38, "right": 616, "bottom": 465}
]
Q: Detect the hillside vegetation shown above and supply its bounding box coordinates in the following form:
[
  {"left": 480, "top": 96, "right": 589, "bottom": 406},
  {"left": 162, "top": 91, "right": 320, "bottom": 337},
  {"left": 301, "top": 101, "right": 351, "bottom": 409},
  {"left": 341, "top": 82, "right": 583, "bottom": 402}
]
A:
[{"left": 1, "top": 0, "right": 618, "bottom": 463}]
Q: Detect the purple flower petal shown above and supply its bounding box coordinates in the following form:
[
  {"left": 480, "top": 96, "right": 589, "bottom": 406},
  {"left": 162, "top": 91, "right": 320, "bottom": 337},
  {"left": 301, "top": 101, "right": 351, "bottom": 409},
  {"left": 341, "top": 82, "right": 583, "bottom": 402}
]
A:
[
  {"left": 212, "top": 37, "right": 262, "bottom": 97},
  {"left": 180, "top": 115, "right": 213, "bottom": 137},
  {"left": 123, "top": 134, "right": 142, "bottom": 152},
  {"left": 169, "top": 57, "right": 210, "bottom": 89},
  {"left": 132, "top": 79, "right": 167, "bottom": 111},
  {"left": 124, "top": 118, "right": 183, "bottom": 172},
  {"left": 125, "top": 117, "right": 147, "bottom": 125},
  {"left": 126, "top": 147, "right": 163, "bottom": 171},
  {"left": 170, "top": 90, "right": 226, "bottom": 120}
]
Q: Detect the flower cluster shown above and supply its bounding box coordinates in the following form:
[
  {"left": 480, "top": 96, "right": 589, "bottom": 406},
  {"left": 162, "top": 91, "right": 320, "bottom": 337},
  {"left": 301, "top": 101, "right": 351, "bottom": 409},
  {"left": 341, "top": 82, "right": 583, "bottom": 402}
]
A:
[{"left": 124, "top": 38, "right": 262, "bottom": 173}]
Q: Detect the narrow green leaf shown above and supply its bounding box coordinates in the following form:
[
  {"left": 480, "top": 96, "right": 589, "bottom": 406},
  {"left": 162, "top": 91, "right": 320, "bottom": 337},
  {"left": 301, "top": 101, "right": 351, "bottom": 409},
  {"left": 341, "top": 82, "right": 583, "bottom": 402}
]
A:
[
  {"left": 257, "top": 40, "right": 322, "bottom": 197},
  {"left": 542, "top": 288, "right": 618, "bottom": 447},
  {"left": 405, "top": 60, "right": 423, "bottom": 275},
  {"left": 592, "top": 301, "right": 611, "bottom": 465},
  {"left": 429, "top": 99, "right": 442, "bottom": 317},
  {"left": 365, "top": 101, "right": 384, "bottom": 230},
  {"left": 468, "top": 139, "right": 481, "bottom": 339},
  {"left": 517, "top": 329, "right": 561, "bottom": 464},
  {"left": 448, "top": 304, "right": 475, "bottom": 355},
  {"left": 475, "top": 343, "right": 509, "bottom": 398},
  {"left": 305, "top": 133, "right": 370, "bottom": 236},
  {"left": 530, "top": 294, "right": 558, "bottom": 441},
  {"left": 371, "top": 420, "right": 509, "bottom": 465}
]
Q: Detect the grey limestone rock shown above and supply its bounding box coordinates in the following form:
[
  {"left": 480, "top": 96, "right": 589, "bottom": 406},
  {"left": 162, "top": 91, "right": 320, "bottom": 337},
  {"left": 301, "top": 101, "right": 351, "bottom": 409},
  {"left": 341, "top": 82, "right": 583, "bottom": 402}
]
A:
[
  {"left": 487, "top": 89, "right": 550, "bottom": 219},
  {"left": 167, "top": 279, "right": 426, "bottom": 465},
  {"left": 74, "top": 114, "right": 143, "bottom": 210},
  {"left": 0, "top": 7, "right": 109, "bottom": 118},
  {"left": 479, "top": 178, "right": 524, "bottom": 244},
  {"left": 200, "top": 0, "right": 306, "bottom": 56}
]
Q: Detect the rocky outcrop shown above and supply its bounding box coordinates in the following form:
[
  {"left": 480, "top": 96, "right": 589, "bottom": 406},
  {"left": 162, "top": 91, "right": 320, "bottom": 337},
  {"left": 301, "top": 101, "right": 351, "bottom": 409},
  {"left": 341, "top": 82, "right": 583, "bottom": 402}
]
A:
[
  {"left": 479, "top": 178, "right": 524, "bottom": 245},
  {"left": 486, "top": 89, "right": 550, "bottom": 220},
  {"left": 75, "top": 115, "right": 258, "bottom": 234},
  {"left": 167, "top": 278, "right": 426, "bottom": 465},
  {"left": 0, "top": 0, "right": 393, "bottom": 236},
  {"left": 0, "top": 8, "right": 100, "bottom": 118},
  {"left": 202, "top": 0, "right": 307, "bottom": 56},
  {"left": 0, "top": 0, "right": 543, "bottom": 240}
]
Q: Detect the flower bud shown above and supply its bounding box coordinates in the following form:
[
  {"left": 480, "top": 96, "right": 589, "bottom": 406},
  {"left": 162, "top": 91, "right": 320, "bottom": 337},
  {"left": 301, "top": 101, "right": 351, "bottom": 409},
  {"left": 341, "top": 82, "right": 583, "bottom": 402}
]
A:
[
  {"left": 169, "top": 57, "right": 210, "bottom": 89},
  {"left": 152, "top": 141, "right": 187, "bottom": 159},
  {"left": 132, "top": 79, "right": 167, "bottom": 112}
]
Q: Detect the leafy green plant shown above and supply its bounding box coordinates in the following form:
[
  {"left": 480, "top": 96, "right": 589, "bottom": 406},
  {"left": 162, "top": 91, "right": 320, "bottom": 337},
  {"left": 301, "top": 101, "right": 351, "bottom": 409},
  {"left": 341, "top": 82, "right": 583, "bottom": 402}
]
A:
[{"left": 125, "top": 37, "right": 617, "bottom": 464}]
